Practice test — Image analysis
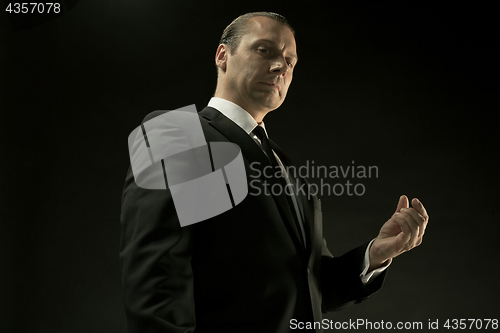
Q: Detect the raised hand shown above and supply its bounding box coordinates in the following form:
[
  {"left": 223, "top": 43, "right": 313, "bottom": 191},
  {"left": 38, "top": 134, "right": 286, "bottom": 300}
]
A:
[{"left": 368, "top": 195, "right": 429, "bottom": 271}]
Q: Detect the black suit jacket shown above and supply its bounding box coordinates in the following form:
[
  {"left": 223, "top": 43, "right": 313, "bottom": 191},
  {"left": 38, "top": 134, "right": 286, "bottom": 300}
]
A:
[{"left": 120, "top": 107, "right": 387, "bottom": 333}]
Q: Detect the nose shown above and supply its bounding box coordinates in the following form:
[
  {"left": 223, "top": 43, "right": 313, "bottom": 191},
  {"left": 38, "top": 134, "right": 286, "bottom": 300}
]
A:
[{"left": 269, "top": 57, "right": 288, "bottom": 76}]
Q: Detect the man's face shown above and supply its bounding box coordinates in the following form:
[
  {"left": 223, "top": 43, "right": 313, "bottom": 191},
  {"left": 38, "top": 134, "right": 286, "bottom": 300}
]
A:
[{"left": 217, "top": 16, "right": 297, "bottom": 115}]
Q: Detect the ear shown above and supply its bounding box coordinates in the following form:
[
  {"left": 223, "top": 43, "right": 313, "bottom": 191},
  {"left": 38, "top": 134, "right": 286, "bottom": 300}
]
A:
[{"left": 215, "top": 44, "right": 228, "bottom": 72}]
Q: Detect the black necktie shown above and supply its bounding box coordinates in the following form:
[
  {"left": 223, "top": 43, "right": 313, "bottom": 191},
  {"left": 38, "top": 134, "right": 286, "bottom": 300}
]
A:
[
  {"left": 252, "top": 125, "right": 307, "bottom": 247},
  {"left": 252, "top": 125, "right": 280, "bottom": 169}
]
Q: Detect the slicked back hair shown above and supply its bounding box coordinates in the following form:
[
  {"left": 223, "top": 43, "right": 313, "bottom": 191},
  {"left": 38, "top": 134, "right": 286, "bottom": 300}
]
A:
[{"left": 219, "top": 12, "right": 295, "bottom": 55}]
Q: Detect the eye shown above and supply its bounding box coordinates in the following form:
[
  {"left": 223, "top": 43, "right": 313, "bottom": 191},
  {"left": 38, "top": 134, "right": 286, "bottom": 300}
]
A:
[{"left": 258, "top": 47, "right": 269, "bottom": 54}]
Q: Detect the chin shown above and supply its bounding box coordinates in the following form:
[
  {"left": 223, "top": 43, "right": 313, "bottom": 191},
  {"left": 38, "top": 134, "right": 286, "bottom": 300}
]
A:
[
  {"left": 251, "top": 94, "right": 283, "bottom": 112},
  {"left": 269, "top": 99, "right": 284, "bottom": 110}
]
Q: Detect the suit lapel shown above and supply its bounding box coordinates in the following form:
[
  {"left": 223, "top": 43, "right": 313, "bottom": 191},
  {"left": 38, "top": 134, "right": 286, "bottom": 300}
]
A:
[
  {"left": 200, "top": 107, "right": 271, "bottom": 172},
  {"left": 199, "top": 107, "right": 306, "bottom": 252}
]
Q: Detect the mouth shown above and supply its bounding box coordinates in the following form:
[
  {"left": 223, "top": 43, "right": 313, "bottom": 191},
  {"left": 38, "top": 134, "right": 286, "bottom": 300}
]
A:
[{"left": 260, "top": 82, "right": 280, "bottom": 92}]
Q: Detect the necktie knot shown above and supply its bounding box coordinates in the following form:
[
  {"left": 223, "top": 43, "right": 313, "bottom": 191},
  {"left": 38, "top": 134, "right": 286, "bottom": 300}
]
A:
[
  {"left": 252, "top": 125, "right": 267, "bottom": 142},
  {"left": 252, "top": 126, "right": 276, "bottom": 165}
]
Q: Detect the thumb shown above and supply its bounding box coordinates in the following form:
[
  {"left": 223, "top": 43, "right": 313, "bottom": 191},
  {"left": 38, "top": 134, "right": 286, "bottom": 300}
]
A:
[{"left": 395, "top": 195, "right": 409, "bottom": 213}]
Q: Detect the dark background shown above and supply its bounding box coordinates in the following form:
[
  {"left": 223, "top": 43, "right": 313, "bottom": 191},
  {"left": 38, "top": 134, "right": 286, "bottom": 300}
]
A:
[{"left": 1, "top": 1, "right": 498, "bottom": 332}]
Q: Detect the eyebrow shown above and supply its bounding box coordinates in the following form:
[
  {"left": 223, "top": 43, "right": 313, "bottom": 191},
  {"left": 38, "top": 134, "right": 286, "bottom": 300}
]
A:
[{"left": 254, "top": 39, "right": 298, "bottom": 62}]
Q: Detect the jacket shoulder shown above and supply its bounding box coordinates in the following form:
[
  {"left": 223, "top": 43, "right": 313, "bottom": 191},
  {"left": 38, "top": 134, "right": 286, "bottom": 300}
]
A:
[
  {"left": 140, "top": 106, "right": 215, "bottom": 124},
  {"left": 141, "top": 110, "right": 169, "bottom": 123}
]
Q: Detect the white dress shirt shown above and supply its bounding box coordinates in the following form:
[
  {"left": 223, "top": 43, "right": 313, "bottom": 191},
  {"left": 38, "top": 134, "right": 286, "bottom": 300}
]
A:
[{"left": 207, "top": 97, "right": 390, "bottom": 283}]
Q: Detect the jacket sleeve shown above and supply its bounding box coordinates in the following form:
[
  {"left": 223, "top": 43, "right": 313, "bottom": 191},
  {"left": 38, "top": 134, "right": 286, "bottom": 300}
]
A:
[
  {"left": 120, "top": 111, "right": 196, "bottom": 333},
  {"left": 320, "top": 239, "right": 388, "bottom": 312}
]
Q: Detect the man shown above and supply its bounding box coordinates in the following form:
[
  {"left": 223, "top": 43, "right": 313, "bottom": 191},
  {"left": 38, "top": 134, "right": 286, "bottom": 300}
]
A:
[{"left": 120, "top": 12, "right": 429, "bottom": 333}]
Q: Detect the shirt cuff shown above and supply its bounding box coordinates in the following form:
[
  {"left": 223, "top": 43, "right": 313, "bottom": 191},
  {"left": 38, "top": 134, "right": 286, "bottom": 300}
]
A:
[{"left": 360, "top": 239, "right": 392, "bottom": 284}]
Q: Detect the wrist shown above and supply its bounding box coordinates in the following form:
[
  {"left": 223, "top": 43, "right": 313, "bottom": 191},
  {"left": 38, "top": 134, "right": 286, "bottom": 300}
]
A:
[{"left": 368, "top": 239, "right": 391, "bottom": 272}]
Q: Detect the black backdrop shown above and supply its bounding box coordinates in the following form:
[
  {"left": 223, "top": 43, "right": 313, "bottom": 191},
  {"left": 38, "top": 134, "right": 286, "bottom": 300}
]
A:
[{"left": 1, "top": 1, "right": 498, "bottom": 332}]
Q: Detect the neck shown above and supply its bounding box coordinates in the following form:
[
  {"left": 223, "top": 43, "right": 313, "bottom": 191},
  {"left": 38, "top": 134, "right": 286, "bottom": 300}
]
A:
[
  {"left": 244, "top": 108, "right": 266, "bottom": 124},
  {"left": 213, "top": 89, "right": 267, "bottom": 123}
]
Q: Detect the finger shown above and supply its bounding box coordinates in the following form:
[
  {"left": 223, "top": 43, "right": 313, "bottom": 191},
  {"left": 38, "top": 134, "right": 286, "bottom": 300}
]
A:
[
  {"left": 401, "top": 208, "right": 427, "bottom": 238},
  {"left": 395, "top": 195, "right": 409, "bottom": 213},
  {"left": 392, "top": 215, "right": 412, "bottom": 246},
  {"left": 411, "top": 198, "right": 429, "bottom": 223},
  {"left": 396, "top": 210, "right": 420, "bottom": 245}
]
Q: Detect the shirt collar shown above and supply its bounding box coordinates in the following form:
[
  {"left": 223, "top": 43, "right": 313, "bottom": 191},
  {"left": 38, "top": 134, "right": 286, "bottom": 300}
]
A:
[{"left": 208, "top": 97, "right": 268, "bottom": 137}]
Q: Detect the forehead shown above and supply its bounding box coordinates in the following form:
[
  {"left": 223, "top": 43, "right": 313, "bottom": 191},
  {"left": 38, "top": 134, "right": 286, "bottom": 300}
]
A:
[{"left": 242, "top": 16, "right": 296, "bottom": 52}]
